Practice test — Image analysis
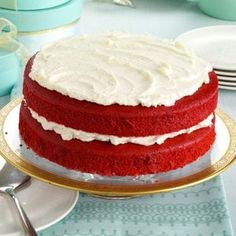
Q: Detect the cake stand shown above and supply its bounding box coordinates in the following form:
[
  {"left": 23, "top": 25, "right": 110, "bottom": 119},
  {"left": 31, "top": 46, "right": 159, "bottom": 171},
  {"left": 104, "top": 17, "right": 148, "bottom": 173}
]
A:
[{"left": 0, "top": 98, "right": 236, "bottom": 197}]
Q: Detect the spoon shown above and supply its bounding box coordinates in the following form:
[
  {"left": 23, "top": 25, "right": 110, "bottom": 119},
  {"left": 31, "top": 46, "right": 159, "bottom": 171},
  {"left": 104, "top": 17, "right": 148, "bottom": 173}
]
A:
[{"left": 0, "top": 160, "right": 38, "bottom": 236}]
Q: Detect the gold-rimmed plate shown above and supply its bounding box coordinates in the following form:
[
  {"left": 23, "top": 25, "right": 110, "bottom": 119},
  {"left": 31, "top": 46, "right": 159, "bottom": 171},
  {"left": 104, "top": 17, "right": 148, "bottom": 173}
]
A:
[{"left": 0, "top": 98, "right": 236, "bottom": 197}]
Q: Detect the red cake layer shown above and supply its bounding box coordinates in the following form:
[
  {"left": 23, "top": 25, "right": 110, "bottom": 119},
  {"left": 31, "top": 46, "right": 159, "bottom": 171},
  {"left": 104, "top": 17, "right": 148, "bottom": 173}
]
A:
[
  {"left": 23, "top": 56, "right": 218, "bottom": 137},
  {"left": 19, "top": 102, "right": 216, "bottom": 176}
]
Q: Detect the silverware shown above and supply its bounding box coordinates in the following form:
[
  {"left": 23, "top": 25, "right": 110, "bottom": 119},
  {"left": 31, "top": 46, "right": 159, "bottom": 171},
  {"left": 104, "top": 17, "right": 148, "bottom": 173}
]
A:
[{"left": 0, "top": 159, "right": 38, "bottom": 236}]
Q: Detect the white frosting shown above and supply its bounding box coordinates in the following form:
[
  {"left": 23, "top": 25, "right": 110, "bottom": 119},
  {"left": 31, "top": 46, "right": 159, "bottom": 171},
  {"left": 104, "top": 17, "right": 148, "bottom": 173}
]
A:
[
  {"left": 30, "top": 32, "right": 212, "bottom": 107},
  {"left": 29, "top": 108, "right": 214, "bottom": 146}
]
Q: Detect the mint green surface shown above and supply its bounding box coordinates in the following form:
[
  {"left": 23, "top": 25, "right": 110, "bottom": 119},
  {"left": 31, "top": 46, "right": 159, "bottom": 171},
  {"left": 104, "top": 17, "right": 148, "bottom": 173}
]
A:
[
  {"left": 0, "top": 0, "right": 16, "bottom": 10},
  {"left": 0, "top": 48, "right": 9, "bottom": 56},
  {"left": 39, "top": 177, "right": 233, "bottom": 236},
  {"left": 0, "top": 0, "right": 70, "bottom": 10},
  {"left": 195, "top": 0, "right": 236, "bottom": 21},
  {"left": 0, "top": 49, "right": 19, "bottom": 96},
  {"left": 0, "top": 0, "right": 83, "bottom": 32}
]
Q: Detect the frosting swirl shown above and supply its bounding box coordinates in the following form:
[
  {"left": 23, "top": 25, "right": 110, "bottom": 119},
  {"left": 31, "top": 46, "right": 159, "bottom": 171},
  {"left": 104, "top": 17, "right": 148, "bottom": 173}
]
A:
[{"left": 30, "top": 32, "right": 212, "bottom": 107}]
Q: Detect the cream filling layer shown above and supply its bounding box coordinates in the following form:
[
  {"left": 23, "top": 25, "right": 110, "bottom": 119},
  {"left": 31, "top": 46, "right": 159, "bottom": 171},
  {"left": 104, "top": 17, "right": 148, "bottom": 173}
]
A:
[
  {"left": 30, "top": 32, "right": 212, "bottom": 107},
  {"left": 29, "top": 108, "right": 214, "bottom": 146}
]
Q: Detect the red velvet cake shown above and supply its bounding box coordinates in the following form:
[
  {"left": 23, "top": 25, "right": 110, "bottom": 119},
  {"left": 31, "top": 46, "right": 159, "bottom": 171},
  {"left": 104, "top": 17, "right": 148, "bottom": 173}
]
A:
[{"left": 19, "top": 32, "right": 218, "bottom": 176}]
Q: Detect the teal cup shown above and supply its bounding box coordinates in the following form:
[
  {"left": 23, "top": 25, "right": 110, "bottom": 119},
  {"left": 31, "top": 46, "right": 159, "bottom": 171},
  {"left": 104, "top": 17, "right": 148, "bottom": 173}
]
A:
[
  {"left": 0, "top": 48, "right": 20, "bottom": 96},
  {"left": 193, "top": 0, "right": 236, "bottom": 21},
  {"left": 0, "top": 0, "right": 70, "bottom": 10}
]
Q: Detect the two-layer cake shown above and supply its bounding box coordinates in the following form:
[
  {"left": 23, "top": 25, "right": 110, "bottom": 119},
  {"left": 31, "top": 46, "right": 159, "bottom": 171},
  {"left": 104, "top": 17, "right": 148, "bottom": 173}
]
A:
[{"left": 19, "top": 32, "right": 218, "bottom": 176}]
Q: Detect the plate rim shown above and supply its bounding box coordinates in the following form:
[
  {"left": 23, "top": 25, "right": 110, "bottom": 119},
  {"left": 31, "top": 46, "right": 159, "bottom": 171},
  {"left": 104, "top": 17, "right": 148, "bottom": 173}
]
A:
[
  {"left": 0, "top": 98, "right": 236, "bottom": 196},
  {"left": 215, "top": 69, "right": 236, "bottom": 75},
  {"left": 217, "top": 75, "right": 236, "bottom": 82},
  {"left": 36, "top": 189, "right": 78, "bottom": 231},
  {"left": 219, "top": 85, "right": 236, "bottom": 91},
  {"left": 218, "top": 80, "right": 236, "bottom": 86}
]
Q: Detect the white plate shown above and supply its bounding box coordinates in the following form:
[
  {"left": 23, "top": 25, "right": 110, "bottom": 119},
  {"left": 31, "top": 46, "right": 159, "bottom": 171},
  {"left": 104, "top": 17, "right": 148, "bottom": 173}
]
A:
[
  {"left": 219, "top": 85, "right": 236, "bottom": 91},
  {"left": 176, "top": 25, "right": 236, "bottom": 71},
  {"left": 217, "top": 75, "right": 236, "bottom": 83},
  {"left": 218, "top": 75, "right": 236, "bottom": 82},
  {"left": 218, "top": 80, "right": 236, "bottom": 86},
  {"left": 0, "top": 172, "right": 78, "bottom": 236},
  {"left": 215, "top": 70, "right": 236, "bottom": 77}
]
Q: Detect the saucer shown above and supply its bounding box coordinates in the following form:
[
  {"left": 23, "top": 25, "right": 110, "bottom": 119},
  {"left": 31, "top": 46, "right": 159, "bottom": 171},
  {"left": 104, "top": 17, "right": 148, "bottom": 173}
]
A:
[{"left": 0, "top": 174, "right": 78, "bottom": 235}]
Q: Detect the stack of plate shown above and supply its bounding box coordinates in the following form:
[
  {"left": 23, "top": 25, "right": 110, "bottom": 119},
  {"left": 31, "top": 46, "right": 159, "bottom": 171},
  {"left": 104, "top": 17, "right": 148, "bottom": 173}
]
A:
[
  {"left": 214, "top": 68, "right": 236, "bottom": 90},
  {"left": 176, "top": 25, "right": 236, "bottom": 91}
]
